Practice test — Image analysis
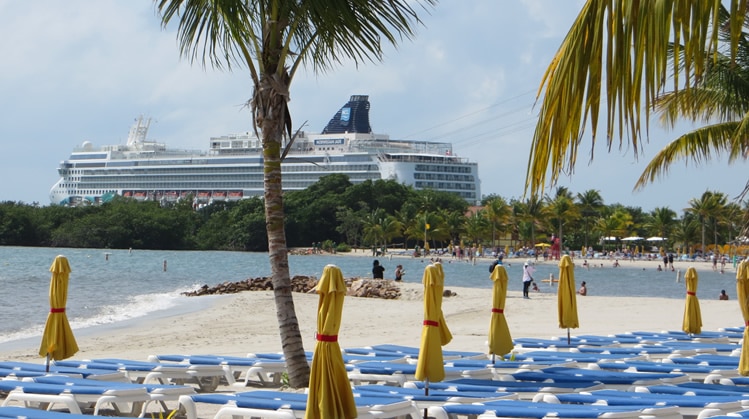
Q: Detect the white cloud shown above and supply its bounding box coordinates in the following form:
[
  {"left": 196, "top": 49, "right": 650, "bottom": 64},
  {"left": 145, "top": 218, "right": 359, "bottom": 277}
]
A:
[{"left": 0, "top": 0, "right": 744, "bottom": 211}]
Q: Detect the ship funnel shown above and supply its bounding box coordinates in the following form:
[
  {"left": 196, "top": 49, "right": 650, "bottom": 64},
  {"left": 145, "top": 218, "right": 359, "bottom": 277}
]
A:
[{"left": 321, "top": 95, "right": 372, "bottom": 134}]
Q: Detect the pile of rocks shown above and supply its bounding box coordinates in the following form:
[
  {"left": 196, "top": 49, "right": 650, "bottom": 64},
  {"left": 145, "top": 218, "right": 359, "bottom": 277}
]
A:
[{"left": 182, "top": 276, "right": 401, "bottom": 299}]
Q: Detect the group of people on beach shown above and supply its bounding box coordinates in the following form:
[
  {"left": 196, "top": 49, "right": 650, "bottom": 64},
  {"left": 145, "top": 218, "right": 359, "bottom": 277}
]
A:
[{"left": 372, "top": 259, "right": 405, "bottom": 282}]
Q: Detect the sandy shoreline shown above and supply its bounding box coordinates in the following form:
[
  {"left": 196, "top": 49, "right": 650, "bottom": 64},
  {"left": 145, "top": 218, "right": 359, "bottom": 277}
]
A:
[{"left": 0, "top": 254, "right": 743, "bottom": 362}]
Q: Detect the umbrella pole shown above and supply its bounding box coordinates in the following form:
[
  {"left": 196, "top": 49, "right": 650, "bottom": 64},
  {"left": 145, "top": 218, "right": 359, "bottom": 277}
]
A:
[
  {"left": 45, "top": 353, "right": 50, "bottom": 373},
  {"left": 423, "top": 379, "right": 429, "bottom": 419},
  {"left": 492, "top": 353, "right": 495, "bottom": 363},
  {"left": 567, "top": 328, "right": 570, "bottom": 345}
]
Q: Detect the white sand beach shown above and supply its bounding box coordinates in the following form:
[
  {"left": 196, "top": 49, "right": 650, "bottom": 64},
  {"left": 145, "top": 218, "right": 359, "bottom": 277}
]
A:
[{"left": 0, "top": 257, "right": 742, "bottom": 362}]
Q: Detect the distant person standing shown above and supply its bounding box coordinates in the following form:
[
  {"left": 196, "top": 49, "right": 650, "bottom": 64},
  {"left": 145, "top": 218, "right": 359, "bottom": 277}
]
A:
[
  {"left": 372, "top": 260, "right": 385, "bottom": 279},
  {"left": 668, "top": 253, "right": 674, "bottom": 271},
  {"left": 522, "top": 260, "right": 535, "bottom": 299}
]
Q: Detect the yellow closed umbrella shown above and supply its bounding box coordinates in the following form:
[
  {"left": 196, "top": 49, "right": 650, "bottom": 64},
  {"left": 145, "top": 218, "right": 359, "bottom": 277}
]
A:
[
  {"left": 415, "top": 262, "right": 452, "bottom": 387},
  {"left": 736, "top": 260, "right": 749, "bottom": 375},
  {"left": 488, "top": 264, "right": 513, "bottom": 360},
  {"left": 682, "top": 267, "right": 702, "bottom": 335},
  {"left": 305, "top": 265, "right": 356, "bottom": 419},
  {"left": 557, "top": 255, "right": 579, "bottom": 344},
  {"left": 39, "top": 255, "right": 79, "bottom": 371}
]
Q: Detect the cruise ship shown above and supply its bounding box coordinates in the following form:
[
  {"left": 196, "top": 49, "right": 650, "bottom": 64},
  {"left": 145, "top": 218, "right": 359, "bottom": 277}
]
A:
[{"left": 50, "top": 95, "right": 481, "bottom": 206}]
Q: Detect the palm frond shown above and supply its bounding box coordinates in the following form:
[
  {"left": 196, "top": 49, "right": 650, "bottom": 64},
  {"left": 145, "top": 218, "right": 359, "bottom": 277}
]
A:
[
  {"left": 633, "top": 121, "right": 740, "bottom": 189},
  {"left": 528, "top": 0, "right": 747, "bottom": 196}
]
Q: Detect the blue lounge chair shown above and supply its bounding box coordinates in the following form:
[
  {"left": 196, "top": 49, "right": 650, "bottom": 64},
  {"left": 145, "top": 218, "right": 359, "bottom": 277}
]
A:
[
  {"left": 28, "top": 375, "right": 195, "bottom": 413},
  {"left": 426, "top": 399, "right": 682, "bottom": 419},
  {"left": 535, "top": 390, "right": 743, "bottom": 419},
  {"left": 0, "top": 406, "right": 131, "bottom": 419},
  {"left": 0, "top": 379, "right": 153, "bottom": 416},
  {"left": 504, "top": 366, "right": 689, "bottom": 387},
  {"left": 178, "top": 390, "right": 420, "bottom": 419},
  {"left": 0, "top": 361, "right": 126, "bottom": 381},
  {"left": 347, "top": 360, "right": 493, "bottom": 386},
  {"left": 513, "top": 351, "right": 647, "bottom": 363},
  {"left": 405, "top": 378, "right": 606, "bottom": 398},
  {"left": 353, "top": 383, "right": 516, "bottom": 404},
  {"left": 54, "top": 358, "right": 226, "bottom": 391},
  {"left": 148, "top": 354, "right": 288, "bottom": 387}
]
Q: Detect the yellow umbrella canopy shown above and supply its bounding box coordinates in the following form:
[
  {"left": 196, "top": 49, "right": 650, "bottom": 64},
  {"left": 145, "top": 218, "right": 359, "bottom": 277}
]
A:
[
  {"left": 736, "top": 260, "right": 749, "bottom": 375},
  {"left": 557, "top": 255, "right": 579, "bottom": 331},
  {"left": 488, "top": 264, "right": 513, "bottom": 357},
  {"left": 305, "top": 264, "right": 356, "bottom": 419},
  {"left": 682, "top": 267, "right": 703, "bottom": 335},
  {"left": 39, "top": 255, "right": 79, "bottom": 362},
  {"left": 415, "top": 262, "right": 452, "bottom": 383}
]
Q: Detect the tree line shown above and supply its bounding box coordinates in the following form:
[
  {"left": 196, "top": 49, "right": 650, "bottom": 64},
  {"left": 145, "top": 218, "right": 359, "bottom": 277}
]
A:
[{"left": 2, "top": 174, "right": 747, "bottom": 254}]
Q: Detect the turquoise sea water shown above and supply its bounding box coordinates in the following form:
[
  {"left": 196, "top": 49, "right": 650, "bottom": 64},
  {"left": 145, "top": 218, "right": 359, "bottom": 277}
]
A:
[{"left": 0, "top": 246, "right": 738, "bottom": 346}]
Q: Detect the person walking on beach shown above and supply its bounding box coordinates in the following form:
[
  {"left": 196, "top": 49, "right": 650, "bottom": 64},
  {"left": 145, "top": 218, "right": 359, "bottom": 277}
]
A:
[
  {"left": 372, "top": 260, "right": 385, "bottom": 279},
  {"left": 522, "top": 260, "right": 535, "bottom": 299},
  {"left": 394, "top": 265, "right": 404, "bottom": 281}
]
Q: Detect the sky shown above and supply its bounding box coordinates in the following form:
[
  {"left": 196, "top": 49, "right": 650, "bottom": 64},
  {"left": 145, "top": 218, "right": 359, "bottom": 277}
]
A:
[{"left": 0, "top": 0, "right": 746, "bottom": 213}]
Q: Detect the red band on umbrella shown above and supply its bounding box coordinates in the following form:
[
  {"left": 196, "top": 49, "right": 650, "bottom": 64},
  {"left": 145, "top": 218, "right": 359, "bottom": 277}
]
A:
[
  {"left": 686, "top": 291, "right": 696, "bottom": 296},
  {"left": 423, "top": 320, "right": 439, "bottom": 327},
  {"left": 491, "top": 308, "right": 504, "bottom": 314},
  {"left": 746, "top": 321, "right": 749, "bottom": 327},
  {"left": 315, "top": 334, "right": 338, "bottom": 342},
  {"left": 50, "top": 308, "right": 65, "bottom": 313}
]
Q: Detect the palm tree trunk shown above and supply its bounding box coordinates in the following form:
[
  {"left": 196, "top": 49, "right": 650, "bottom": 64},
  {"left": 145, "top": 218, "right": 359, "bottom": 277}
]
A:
[{"left": 260, "top": 88, "right": 310, "bottom": 388}]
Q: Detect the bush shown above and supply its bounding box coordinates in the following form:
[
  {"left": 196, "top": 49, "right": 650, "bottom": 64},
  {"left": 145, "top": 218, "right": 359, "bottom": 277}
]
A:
[{"left": 336, "top": 243, "right": 351, "bottom": 253}]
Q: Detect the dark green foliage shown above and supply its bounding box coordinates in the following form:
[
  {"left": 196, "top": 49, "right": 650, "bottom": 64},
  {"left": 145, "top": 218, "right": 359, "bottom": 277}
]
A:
[{"left": 1, "top": 174, "right": 729, "bottom": 253}]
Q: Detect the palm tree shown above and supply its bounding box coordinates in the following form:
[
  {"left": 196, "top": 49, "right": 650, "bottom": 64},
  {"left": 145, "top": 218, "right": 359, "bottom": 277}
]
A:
[
  {"left": 157, "top": 0, "right": 435, "bottom": 387},
  {"left": 645, "top": 207, "right": 678, "bottom": 240},
  {"left": 576, "top": 189, "right": 604, "bottom": 248},
  {"left": 545, "top": 189, "right": 579, "bottom": 255},
  {"left": 464, "top": 210, "right": 489, "bottom": 248},
  {"left": 687, "top": 191, "right": 720, "bottom": 255},
  {"left": 526, "top": 1, "right": 747, "bottom": 197},
  {"left": 513, "top": 195, "right": 545, "bottom": 247},
  {"left": 673, "top": 212, "right": 701, "bottom": 256},
  {"left": 484, "top": 196, "right": 511, "bottom": 250}
]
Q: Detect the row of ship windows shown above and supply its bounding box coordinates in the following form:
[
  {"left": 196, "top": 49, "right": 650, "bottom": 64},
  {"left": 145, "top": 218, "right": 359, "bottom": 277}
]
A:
[
  {"left": 62, "top": 172, "right": 379, "bottom": 188},
  {"left": 414, "top": 181, "right": 476, "bottom": 191},
  {"left": 413, "top": 173, "right": 475, "bottom": 182},
  {"left": 64, "top": 164, "right": 379, "bottom": 178},
  {"left": 64, "top": 176, "right": 378, "bottom": 194},
  {"left": 414, "top": 164, "right": 473, "bottom": 174},
  {"left": 63, "top": 173, "right": 382, "bottom": 190}
]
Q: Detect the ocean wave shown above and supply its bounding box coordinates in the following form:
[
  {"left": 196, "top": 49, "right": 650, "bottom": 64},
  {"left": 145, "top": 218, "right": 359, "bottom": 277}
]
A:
[{"left": 0, "top": 284, "right": 201, "bottom": 345}]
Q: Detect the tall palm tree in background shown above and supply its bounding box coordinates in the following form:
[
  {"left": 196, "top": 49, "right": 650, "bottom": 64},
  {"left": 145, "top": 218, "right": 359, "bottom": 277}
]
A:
[
  {"left": 576, "top": 189, "right": 604, "bottom": 249},
  {"left": 687, "top": 191, "right": 721, "bottom": 254},
  {"left": 545, "top": 187, "right": 579, "bottom": 253},
  {"left": 646, "top": 207, "right": 678, "bottom": 240},
  {"left": 156, "top": 0, "right": 435, "bottom": 387},
  {"left": 527, "top": 1, "right": 748, "bottom": 200},
  {"left": 484, "top": 196, "right": 511, "bottom": 250},
  {"left": 708, "top": 192, "right": 728, "bottom": 250},
  {"left": 512, "top": 195, "right": 545, "bottom": 247},
  {"left": 673, "top": 213, "right": 701, "bottom": 255}
]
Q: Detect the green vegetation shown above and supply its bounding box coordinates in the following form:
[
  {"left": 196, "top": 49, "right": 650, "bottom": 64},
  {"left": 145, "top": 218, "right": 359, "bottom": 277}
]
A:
[{"left": 3, "top": 176, "right": 746, "bottom": 255}]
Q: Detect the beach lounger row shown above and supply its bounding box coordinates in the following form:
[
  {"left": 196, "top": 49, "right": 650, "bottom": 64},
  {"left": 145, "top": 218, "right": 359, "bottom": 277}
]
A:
[{"left": 0, "top": 376, "right": 194, "bottom": 417}]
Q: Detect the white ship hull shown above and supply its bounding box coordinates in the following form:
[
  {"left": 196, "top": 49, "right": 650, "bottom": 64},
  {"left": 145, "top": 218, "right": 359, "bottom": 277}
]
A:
[{"left": 50, "top": 96, "right": 481, "bottom": 206}]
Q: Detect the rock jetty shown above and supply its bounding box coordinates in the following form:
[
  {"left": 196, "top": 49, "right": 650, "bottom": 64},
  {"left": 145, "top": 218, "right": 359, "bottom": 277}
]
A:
[{"left": 182, "top": 275, "right": 402, "bottom": 299}]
